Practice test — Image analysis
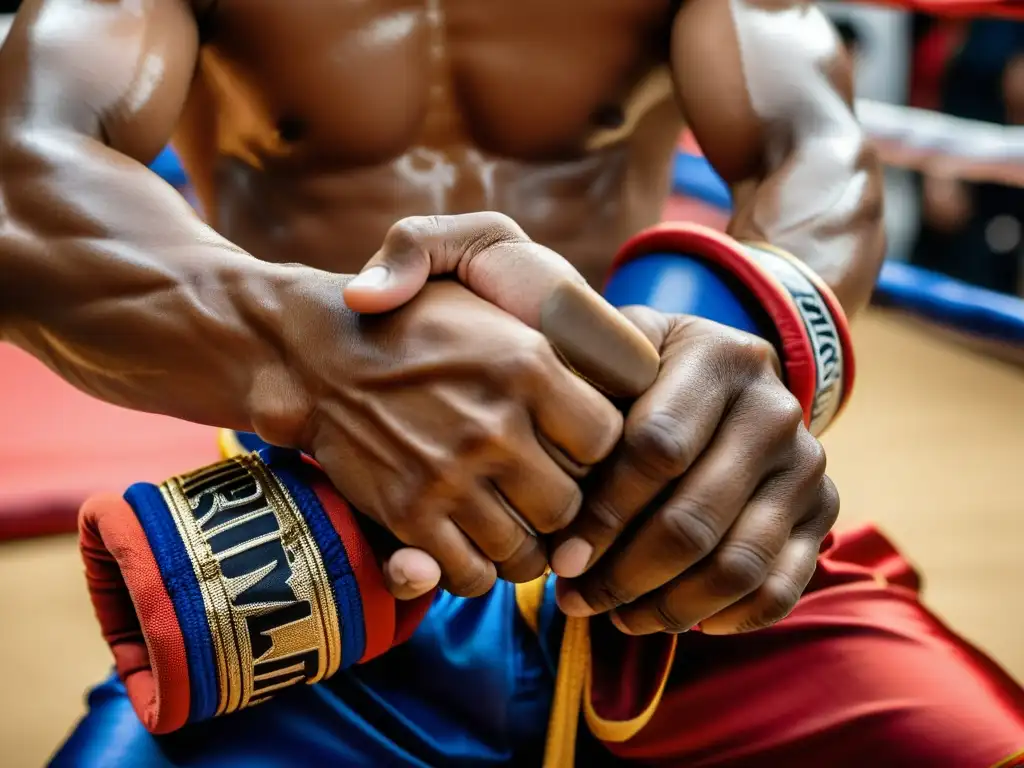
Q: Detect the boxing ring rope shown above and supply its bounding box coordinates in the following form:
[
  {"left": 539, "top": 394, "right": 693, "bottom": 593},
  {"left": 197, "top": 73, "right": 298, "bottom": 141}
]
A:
[
  {"left": 858, "top": 100, "right": 1024, "bottom": 187},
  {"left": 666, "top": 97, "right": 1024, "bottom": 347}
]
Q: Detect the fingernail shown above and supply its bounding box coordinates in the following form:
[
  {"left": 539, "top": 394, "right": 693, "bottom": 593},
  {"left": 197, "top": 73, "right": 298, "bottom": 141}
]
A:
[
  {"left": 540, "top": 282, "right": 660, "bottom": 398},
  {"left": 348, "top": 266, "right": 390, "bottom": 290},
  {"left": 556, "top": 587, "right": 595, "bottom": 618},
  {"left": 551, "top": 537, "right": 593, "bottom": 579}
]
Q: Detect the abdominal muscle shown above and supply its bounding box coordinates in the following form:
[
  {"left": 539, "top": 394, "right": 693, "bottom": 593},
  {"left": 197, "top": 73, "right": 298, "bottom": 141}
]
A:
[{"left": 175, "top": 87, "right": 684, "bottom": 287}]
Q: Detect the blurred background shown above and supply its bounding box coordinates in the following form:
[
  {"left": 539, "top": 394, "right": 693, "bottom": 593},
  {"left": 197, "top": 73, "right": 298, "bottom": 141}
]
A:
[{"left": 0, "top": 1, "right": 1023, "bottom": 766}]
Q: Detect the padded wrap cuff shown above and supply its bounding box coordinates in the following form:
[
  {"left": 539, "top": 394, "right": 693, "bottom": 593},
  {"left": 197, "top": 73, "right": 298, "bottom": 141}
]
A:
[
  {"left": 79, "top": 446, "right": 431, "bottom": 734},
  {"left": 612, "top": 223, "right": 855, "bottom": 436}
]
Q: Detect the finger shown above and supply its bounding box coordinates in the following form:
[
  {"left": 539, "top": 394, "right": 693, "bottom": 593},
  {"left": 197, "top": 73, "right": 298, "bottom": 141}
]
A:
[
  {"left": 449, "top": 485, "right": 548, "bottom": 585},
  {"left": 343, "top": 213, "right": 660, "bottom": 398},
  {"left": 611, "top": 474, "right": 833, "bottom": 636},
  {"left": 697, "top": 535, "right": 818, "bottom": 636},
  {"left": 494, "top": 436, "right": 584, "bottom": 535},
  {"left": 526, "top": 341, "right": 626, "bottom": 468},
  {"left": 383, "top": 548, "right": 443, "bottom": 601},
  {"left": 414, "top": 516, "right": 498, "bottom": 598},
  {"left": 700, "top": 476, "right": 840, "bottom": 635},
  {"left": 549, "top": 343, "right": 761, "bottom": 580},
  {"left": 556, "top": 413, "right": 794, "bottom": 618}
]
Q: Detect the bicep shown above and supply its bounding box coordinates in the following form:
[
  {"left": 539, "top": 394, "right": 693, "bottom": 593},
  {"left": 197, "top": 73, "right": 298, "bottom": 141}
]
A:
[
  {"left": 0, "top": 0, "right": 199, "bottom": 163},
  {"left": 669, "top": 0, "right": 857, "bottom": 186}
]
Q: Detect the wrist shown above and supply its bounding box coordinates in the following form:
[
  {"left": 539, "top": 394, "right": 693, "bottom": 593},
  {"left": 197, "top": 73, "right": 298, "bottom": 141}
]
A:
[
  {"left": 605, "top": 223, "right": 855, "bottom": 436},
  {"left": 237, "top": 263, "right": 357, "bottom": 449}
]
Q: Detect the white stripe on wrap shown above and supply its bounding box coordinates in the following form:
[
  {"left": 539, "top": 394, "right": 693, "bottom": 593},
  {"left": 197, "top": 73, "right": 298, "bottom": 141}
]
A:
[{"left": 741, "top": 245, "right": 844, "bottom": 436}]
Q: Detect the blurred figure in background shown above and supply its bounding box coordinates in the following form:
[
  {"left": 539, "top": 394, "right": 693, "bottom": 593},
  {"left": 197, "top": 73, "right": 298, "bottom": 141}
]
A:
[
  {"left": 912, "top": 19, "right": 1024, "bottom": 294},
  {"left": 826, "top": 3, "right": 921, "bottom": 262},
  {"left": 0, "top": 10, "right": 15, "bottom": 42}
]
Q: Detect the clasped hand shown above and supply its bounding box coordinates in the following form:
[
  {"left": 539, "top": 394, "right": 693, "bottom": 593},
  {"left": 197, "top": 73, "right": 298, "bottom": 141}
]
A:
[{"left": 326, "top": 213, "right": 837, "bottom": 635}]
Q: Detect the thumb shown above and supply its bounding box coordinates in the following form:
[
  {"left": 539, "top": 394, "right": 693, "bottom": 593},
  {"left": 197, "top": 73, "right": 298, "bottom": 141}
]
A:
[
  {"left": 344, "top": 213, "right": 661, "bottom": 398},
  {"left": 382, "top": 547, "right": 442, "bottom": 601},
  {"left": 342, "top": 217, "right": 441, "bottom": 314}
]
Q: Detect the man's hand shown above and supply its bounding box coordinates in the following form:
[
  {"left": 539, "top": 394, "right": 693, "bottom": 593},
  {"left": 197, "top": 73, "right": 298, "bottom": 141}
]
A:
[
  {"left": 549, "top": 308, "right": 839, "bottom": 635},
  {"left": 344, "top": 213, "right": 660, "bottom": 399},
  {"left": 267, "top": 276, "right": 634, "bottom": 599},
  {"left": 261, "top": 214, "right": 660, "bottom": 600}
]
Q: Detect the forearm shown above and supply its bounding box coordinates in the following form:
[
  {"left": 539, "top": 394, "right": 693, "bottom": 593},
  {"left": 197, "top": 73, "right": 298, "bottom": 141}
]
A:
[
  {"left": 669, "top": 0, "right": 886, "bottom": 318},
  {"left": 0, "top": 128, "right": 290, "bottom": 430},
  {"left": 725, "top": 139, "right": 886, "bottom": 316}
]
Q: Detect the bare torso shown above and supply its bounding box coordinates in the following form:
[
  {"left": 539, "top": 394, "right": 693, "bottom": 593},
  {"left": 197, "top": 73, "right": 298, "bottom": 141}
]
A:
[{"left": 174, "top": 0, "right": 683, "bottom": 286}]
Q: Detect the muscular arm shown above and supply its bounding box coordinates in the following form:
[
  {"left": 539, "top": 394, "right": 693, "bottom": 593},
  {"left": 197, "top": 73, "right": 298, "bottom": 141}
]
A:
[
  {"left": 670, "top": 0, "right": 885, "bottom": 315},
  {"left": 0, "top": 0, "right": 287, "bottom": 430}
]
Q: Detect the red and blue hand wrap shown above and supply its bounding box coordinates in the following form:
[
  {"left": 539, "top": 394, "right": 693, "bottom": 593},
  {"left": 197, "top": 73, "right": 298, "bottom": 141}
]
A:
[{"left": 79, "top": 446, "right": 431, "bottom": 734}]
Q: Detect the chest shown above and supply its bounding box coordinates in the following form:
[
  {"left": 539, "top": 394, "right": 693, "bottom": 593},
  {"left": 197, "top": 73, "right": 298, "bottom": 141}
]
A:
[{"left": 192, "top": 0, "right": 674, "bottom": 162}]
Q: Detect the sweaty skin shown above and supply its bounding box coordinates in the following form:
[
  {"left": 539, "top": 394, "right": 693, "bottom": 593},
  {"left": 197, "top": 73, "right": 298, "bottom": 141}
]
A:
[
  {"left": 0, "top": 1, "right": 881, "bottom": 613},
  {"left": 1, "top": 0, "right": 880, "bottom": 303}
]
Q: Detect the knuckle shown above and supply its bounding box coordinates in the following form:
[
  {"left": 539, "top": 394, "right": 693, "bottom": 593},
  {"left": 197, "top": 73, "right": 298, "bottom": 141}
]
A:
[
  {"left": 660, "top": 499, "right": 721, "bottom": 559},
  {"left": 743, "top": 574, "right": 804, "bottom": 631},
  {"left": 385, "top": 216, "right": 434, "bottom": 249},
  {"left": 714, "top": 330, "right": 778, "bottom": 375},
  {"left": 624, "top": 413, "right": 694, "bottom": 479},
  {"left": 483, "top": 520, "right": 529, "bottom": 563},
  {"left": 802, "top": 442, "right": 827, "bottom": 483},
  {"left": 456, "top": 411, "right": 511, "bottom": 457},
  {"left": 474, "top": 211, "right": 520, "bottom": 237},
  {"left": 490, "top": 533, "right": 536, "bottom": 572},
  {"left": 584, "top": 578, "right": 636, "bottom": 613},
  {"left": 583, "top": 497, "right": 632, "bottom": 539},
  {"left": 533, "top": 485, "right": 583, "bottom": 534},
  {"left": 378, "top": 492, "right": 424, "bottom": 542},
  {"left": 706, "top": 542, "right": 772, "bottom": 598},
  {"left": 448, "top": 563, "right": 497, "bottom": 599},
  {"left": 422, "top": 456, "right": 462, "bottom": 491},
  {"left": 817, "top": 475, "right": 841, "bottom": 530},
  {"left": 653, "top": 598, "right": 689, "bottom": 633},
  {"left": 793, "top": 430, "right": 828, "bottom": 482},
  {"left": 503, "top": 333, "right": 556, "bottom": 385},
  {"left": 805, "top": 437, "right": 828, "bottom": 480},
  {"left": 760, "top": 391, "right": 805, "bottom": 440},
  {"left": 496, "top": 545, "right": 548, "bottom": 584},
  {"left": 579, "top": 407, "right": 624, "bottom": 466},
  {"left": 754, "top": 339, "right": 782, "bottom": 374},
  {"left": 459, "top": 213, "right": 528, "bottom": 272}
]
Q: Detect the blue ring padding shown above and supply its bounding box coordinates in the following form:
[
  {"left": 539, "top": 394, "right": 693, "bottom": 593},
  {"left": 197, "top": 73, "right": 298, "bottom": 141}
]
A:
[
  {"left": 124, "top": 482, "right": 219, "bottom": 723},
  {"left": 148, "top": 143, "right": 1024, "bottom": 345},
  {"left": 671, "top": 152, "right": 733, "bottom": 212},
  {"left": 603, "top": 253, "right": 763, "bottom": 336},
  {"left": 670, "top": 152, "right": 1024, "bottom": 344},
  {"left": 874, "top": 261, "right": 1024, "bottom": 343},
  {"left": 148, "top": 147, "right": 188, "bottom": 188},
  {"left": 234, "top": 431, "right": 272, "bottom": 453},
  {"left": 260, "top": 447, "right": 368, "bottom": 670}
]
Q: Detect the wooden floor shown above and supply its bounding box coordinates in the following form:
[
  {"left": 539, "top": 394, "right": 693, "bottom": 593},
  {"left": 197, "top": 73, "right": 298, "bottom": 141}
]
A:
[{"left": 2, "top": 310, "right": 1024, "bottom": 767}]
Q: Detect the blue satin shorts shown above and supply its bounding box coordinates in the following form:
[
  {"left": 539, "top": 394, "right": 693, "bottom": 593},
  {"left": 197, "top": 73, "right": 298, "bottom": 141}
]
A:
[{"left": 52, "top": 576, "right": 606, "bottom": 766}]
